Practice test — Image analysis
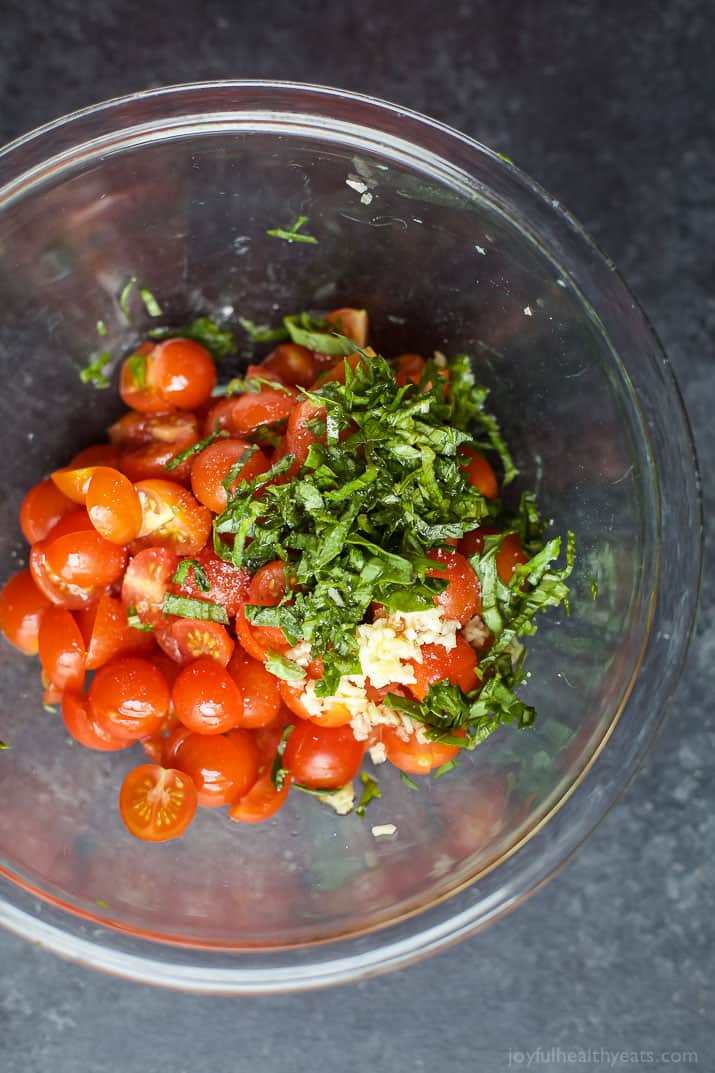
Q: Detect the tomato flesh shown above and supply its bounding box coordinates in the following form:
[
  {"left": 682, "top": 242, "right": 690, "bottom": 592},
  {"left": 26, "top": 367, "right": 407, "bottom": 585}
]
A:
[
  {"left": 427, "top": 548, "right": 481, "bottom": 624},
  {"left": 382, "top": 726, "right": 463, "bottom": 775},
  {"left": 86, "top": 467, "right": 143, "bottom": 544},
  {"left": 0, "top": 569, "right": 51, "bottom": 654},
  {"left": 119, "top": 763, "right": 197, "bottom": 842},
  {"left": 20, "top": 479, "right": 75, "bottom": 544},
  {"left": 157, "top": 618, "right": 234, "bottom": 667},
  {"left": 190, "top": 438, "right": 269, "bottom": 513},
  {"left": 408, "top": 635, "right": 480, "bottom": 701},
  {"left": 38, "top": 606, "right": 86, "bottom": 692}
]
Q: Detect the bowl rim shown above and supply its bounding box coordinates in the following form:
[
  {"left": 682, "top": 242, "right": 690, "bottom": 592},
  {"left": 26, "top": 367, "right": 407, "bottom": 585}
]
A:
[{"left": 0, "top": 80, "right": 703, "bottom": 992}]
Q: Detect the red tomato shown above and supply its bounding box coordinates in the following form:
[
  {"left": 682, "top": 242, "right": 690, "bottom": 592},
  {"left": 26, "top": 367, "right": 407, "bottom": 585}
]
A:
[
  {"left": 283, "top": 722, "right": 364, "bottom": 789},
  {"left": 89, "top": 656, "right": 170, "bottom": 741},
  {"left": 426, "top": 548, "right": 481, "bottom": 624},
  {"left": 44, "top": 529, "right": 127, "bottom": 589},
  {"left": 171, "top": 729, "right": 259, "bottom": 807},
  {"left": 69, "top": 443, "right": 121, "bottom": 469},
  {"left": 460, "top": 447, "right": 499, "bottom": 499},
  {"left": 149, "top": 338, "right": 216, "bottom": 410},
  {"left": 314, "top": 351, "right": 366, "bottom": 386},
  {"left": 111, "top": 411, "right": 199, "bottom": 483},
  {"left": 156, "top": 618, "right": 234, "bottom": 667},
  {"left": 190, "top": 438, "right": 270, "bottom": 513},
  {"left": 133, "top": 479, "right": 211, "bottom": 556},
  {"left": 262, "top": 344, "right": 317, "bottom": 388},
  {"left": 82, "top": 592, "right": 155, "bottom": 670},
  {"left": 497, "top": 534, "right": 529, "bottom": 583},
  {"left": 324, "top": 307, "right": 368, "bottom": 347},
  {"left": 119, "top": 344, "right": 165, "bottom": 414},
  {"left": 284, "top": 399, "right": 326, "bottom": 472},
  {"left": 228, "top": 714, "right": 293, "bottom": 823},
  {"left": 394, "top": 353, "right": 425, "bottom": 387},
  {"left": 245, "top": 560, "right": 291, "bottom": 650},
  {"left": 29, "top": 540, "right": 100, "bottom": 611},
  {"left": 62, "top": 690, "right": 131, "bottom": 751},
  {"left": 278, "top": 678, "right": 355, "bottom": 728},
  {"left": 225, "top": 389, "right": 295, "bottom": 435},
  {"left": 20, "top": 479, "right": 75, "bottom": 544},
  {"left": 121, "top": 546, "right": 179, "bottom": 627},
  {"left": 234, "top": 607, "right": 279, "bottom": 662},
  {"left": 50, "top": 465, "right": 103, "bottom": 504},
  {"left": 228, "top": 646, "right": 282, "bottom": 728},
  {"left": 172, "top": 656, "right": 244, "bottom": 735},
  {"left": 408, "top": 636, "right": 479, "bottom": 701},
  {"left": 119, "top": 763, "right": 197, "bottom": 842},
  {"left": 0, "top": 569, "right": 51, "bottom": 654},
  {"left": 173, "top": 548, "right": 250, "bottom": 618},
  {"left": 382, "top": 725, "right": 463, "bottom": 775},
  {"left": 37, "top": 606, "right": 86, "bottom": 693},
  {"left": 86, "top": 467, "right": 143, "bottom": 544}
]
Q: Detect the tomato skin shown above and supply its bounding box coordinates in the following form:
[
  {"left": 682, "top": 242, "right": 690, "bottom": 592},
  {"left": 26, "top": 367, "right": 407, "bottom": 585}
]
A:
[
  {"left": 227, "top": 646, "right": 282, "bottom": 728},
  {"left": 83, "top": 592, "right": 155, "bottom": 670},
  {"left": 171, "top": 729, "right": 259, "bottom": 807},
  {"left": 156, "top": 618, "right": 234, "bottom": 667},
  {"left": 284, "top": 399, "right": 326, "bottom": 472},
  {"left": 382, "top": 726, "right": 463, "bottom": 775},
  {"left": 121, "top": 546, "right": 178, "bottom": 627},
  {"left": 0, "top": 569, "right": 51, "bottom": 654},
  {"left": 394, "top": 353, "right": 425, "bottom": 387},
  {"left": 89, "top": 656, "right": 170, "bottom": 741},
  {"left": 245, "top": 560, "right": 291, "bottom": 650},
  {"left": 173, "top": 548, "right": 250, "bottom": 618},
  {"left": 426, "top": 549, "right": 482, "bottom": 624},
  {"left": 119, "top": 345, "right": 166, "bottom": 414},
  {"left": 496, "top": 534, "right": 529, "bottom": 583},
  {"left": 45, "top": 530, "right": 127, "bottom": 590},
  {"left": 62, "top": 690, "right": 131, "bottom": 751},
  {"left": 149, "top": 338, "right": 216, "bottom": 410},
  {"left": 37, "top": 606, "right": 86, "bottom": 693},
  {"left": 228, "top": 714, "right": 293, "bottom": 822},
  {"left": 86, "top": 467, "right": 143, "bottom": 544},
  {"left": 225, "top": 390, "right": 296, "bottom": 435},
  {"left": 29, "top": 540, "right": 99, "bottom": 610},
  {"left": 314, "top": 351, "right": 366, "bottom": 387},
  {"left": 262, "top": 344, "right": 316, "bottom": 388},
  {"left": 69, "top": 443, "right": 121, "bottom": 469},
  {"left": 20, "top": 479, "right": 75, "bottom": 544},
  {"left": 408, "top": 635, "right": 479, "bottom": 701},
  {"left": 133, "top": 479, "right": 211, "bottom": 557},
  {"left": 190, "top": 438, "right": 270, "bottom": 513},
  {"left": 324, "top": 307, "right": 368, "bottom": 347},
  {"left": 119, "top": 763, "right": 197, "bottom": 842},
  {"left": 460, "top": 448, "right": 498, "bottom": 499},
  {"left": 283, "top": 722, "right": 364, "bottom": 789},
  {"left": 112, "top": 411, "right": 199, "bottom": 483},
  {"left": 172, "top": 656, "right": 245, "bottom": 735}
]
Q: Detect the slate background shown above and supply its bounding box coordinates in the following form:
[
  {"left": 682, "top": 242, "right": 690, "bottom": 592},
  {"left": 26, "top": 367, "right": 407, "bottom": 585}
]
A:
[{"left": 0, "top": 1, "right": 712, "bottom": 1071}]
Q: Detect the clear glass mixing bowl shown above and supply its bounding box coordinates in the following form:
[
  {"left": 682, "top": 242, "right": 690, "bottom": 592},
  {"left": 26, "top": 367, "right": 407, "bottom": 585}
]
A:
[{"left": 0, "top": 82, "right": 701, "bottom": 992}]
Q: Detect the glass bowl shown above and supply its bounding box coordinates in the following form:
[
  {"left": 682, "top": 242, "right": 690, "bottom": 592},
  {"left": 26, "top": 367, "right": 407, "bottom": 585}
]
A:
[{"left": 0, "top": 82, "right": 701, "bottom": 993}]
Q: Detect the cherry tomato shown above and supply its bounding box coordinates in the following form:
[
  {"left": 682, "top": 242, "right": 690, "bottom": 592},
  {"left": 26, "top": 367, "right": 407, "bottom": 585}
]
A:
[
  {"left": 69, "top": 443, "right": 121, "bottom": 469},
  {"left": 29, "top": 539, "right": 100, "bottom": 610},
  {"left": 278, "top": 678, "right": 354, "bottom": 727},
  {"left": 149, "top": 338, "right": 216, "bottom": 410},
  {"left": 497, "top": 533, "right": 529, "bottom": 583},
  {"left": 133, "top": 479, "right": 211, "bottom": 556},
  {"left": 37, "top": 606, "right": 86, "bottom": 692},
  {"left": 284, "top": 399, "right": 326, "bottom": 472},
  {"left": 234, "top": 607, "right": 277, "bottom": 662},
  {"left": 460, "top": 447, "right": 499, "bottom": 499},
  {"left": 157, "top": 618, "right": 234, "bottom": 667},
  {"left": 244, "top": 560, "right": 291, "bottom": 650},
  {"left": 382, "top": 725, "right": 463, "bottom": 775},
  {"left": 225, "top": 389, "right": 295, "bottom": 435},
  {"left": 314, "top": 351, "right": 366, "bottom": 386},
  {"left": 44, "top": 529, "right": 127, "bottom": 589},
  {"left": 228, "top": 646, "right": 282, "bottom": 728},
  {"left": 62, "top": 690, "right": 131, "bottom": 751},
  {"left": 50, "top": 465, "right": 103, "bottom": 504},
  {"left": 172, "top": 656, "right": 244, "bottom": 734},
  {"left": 0, "top": 569, "right": 51, "bottom": 654},
  {"left": 262, "top": 344, "right": 317, "bottom": 388},
  {"left": 190, "top": 438, "right": 270, "bottom": 513},
  {"left": 86, "top": 467, "right": 143, "bottom": 544},
  {"left": 110, "top": 410, "right": 199, "bottom": 451},
  {"left": 119, "top": 763, "right": 197, "bottom": 842},
  {"left": 89, "top": 656, "right": 170, "bottom": 741},
  {"left": 426, "top": 548, "right": 481, "bottom": 624},
  {"left": 82, "top": 592, "right": 155, "bottom": 670},
  {"left": 324, "top": 307, "right": 368, "bottom": 347},
  {"left": 394, "top": 353, "right": 425, "bottom": 387},
  {"left": 408, "top": 635, "right": 479, "bottom": 701},
  {"left": 171, "top": 729, "right": 259, "bottom": 807},
  {"left": 283, "top": 722, "right": 364, "bottom": 789},
  {"left": 228, "top": 714, "right": 293, "bottom": 823},
  {"left": 20, "top": 479, "right": 75, "bottom": 544},
  {"left": 121, "top": 546, "right": 179, "bottom": 627},
  {"left": 173, "top": 548, "right": 250, "bottom": 618},
  {"left": 119, "top": 344, "right": 165, "bottom": 414}
]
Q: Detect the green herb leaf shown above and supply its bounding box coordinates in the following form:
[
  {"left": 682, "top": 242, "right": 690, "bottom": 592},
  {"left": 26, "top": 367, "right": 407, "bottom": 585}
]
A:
[
  {"left": 355, "top": 772, "right": 381, "bottom": 817},
  {"left": 271, "top": 724, "right": 294, "bottom": 790},
  {"left": 165, "top": 427, "right": 229, "bottom": 471},
  {"left": 126, "top": 351, "right": 148, "bottom": 389},
  {"left": 433, "top": 757, "right": 460, "bottom": 778},
  {"left": 284, "top": 314, "right": 357, "bottom": 356},
  {"left": 173, "top": 559, "right": 210, "bottom": 592},
  {"left": 149, "top": 317, "right": 237, "bottom": 361},
  {"left": 239, "top": 317, "right": 290, "bottom": 343},
  {"left": 590, "top": 576, "right": 598, "bottom": 600},
  {"left": 139, "top": 288, "right": 161, "bottom": 317},
  {"left": 0, "top": 740, "right": 8, "bottom": 750},
  {"left": 126, "top": 606, "right": 154, "bottom": 632},
  {"left": 264, "top": 651, "right": 307, "bottom": 682},
  {"left": 43, "top": 703, "right": 58, "bottom": 714},
  {"left": 266, "top": 215, "right": 318, "bottom": 244},
  {"left": 399, "top": 771, "right": 420, "bottom": 790},
  {"left": 162, "top": 595, "right": 229, "bottom": 625},
  {"left": 96, "top": 320, "right": 108, "bottom": 337},
  {"left": 95, "top": 898, "right": 109, "bottom": 910},
  {"left": 79, "top": 352, "right": 112, "bottom": 388},
  {"left": 119, "top": 278, "right": 136, "bottom": 318}
]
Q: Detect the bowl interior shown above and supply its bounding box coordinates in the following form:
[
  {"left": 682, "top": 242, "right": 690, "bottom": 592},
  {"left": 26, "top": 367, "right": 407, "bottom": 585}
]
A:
[{"left": 0, "top": 103, "right": 657, "bottom": 949}]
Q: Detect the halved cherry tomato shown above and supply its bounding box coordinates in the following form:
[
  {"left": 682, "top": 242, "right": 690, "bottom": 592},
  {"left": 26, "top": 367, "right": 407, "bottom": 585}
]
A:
[
  {"left": 29, "top": 540, "right": 100, "bottom": 610},
  {"left": 172, "top": 656, "right": 244, "bottom": 734},
  {"left": 284, "top": 399, "right": 326, "bottom": 472},
  {"left": 228, "top": 646, "right": 282, "bottom": 728},
  {"left": 382, "top": 726, "right": 463, "bottom": 775},
  {"left": 227, "top": 715, "right": 294, "bottom": 823},
  {"left": 283, "top": 722, "right": 364, "bottom": 789},
  {"left": 44, "top": 529, "right": 127, "bottom": 589},
  {"left": 324, "top": 307, "right": 368, "bottom": 347},
  {"left": 133, "top": 479, "right": 211, "bottom": 557},
  {"left": 156, "top": 618, "right": 234, "bottom": 667},
  {"left": 0, "top": 569, "right": 51, "bottom": 654},
  {"left": 173, "top": 548, "right": 250, "bottom": 618},
  {"left": 69, "top": 443, "right": 121, "bottom": 469},
  {"left": 149, "top": 338, "right": 216, "bottom": 410},
  {"left": 19, "top": 479, "right": 75, "bottom": 544},
  {"left": 314, "top": 350, "right": 368, "bottom": 386},
  {"left": 38, "top": 606, "right": 86, "bottom": 693},
  {"left": 262, "top": 344, "right": 316, "bottom": 388},
  {"left": 50, "top": 465, "right": 103, "bottom": 504},
  {"left": 244, "top": 560, "right": 291, "bottom": 650},
  {"left": 394, "top": 353, "right": 425, "bottom": 387},
  {"left": 190, "top": 438, "right": 270, "bottom": 513},
  {"left": 119, "top": 344, "right": 165, "bottom": 414},
  {"left": 119, "top": 763, "right": 197, "bottom": 842},
  {"left": 82, "top": 592, "right": 155, "bottom": 670},
  {"left": 111, "top": 411, "right": 200, "bottom": 482},
  {"left": 460, "top": 447, "right": 498, "bottom": 500},
  {"left": 408, "top": 635, "right": 479, "bottom": 701},
  {"left": 121, "top": 546, "right": 179, "bottom": 627},
  {"left": 426, "top": 548, "right": 481, "bottom": 624},
  {"left": 278, "top": 677, "right": 355, "bottom": 728},
  {"left": 62, "top": 691, "right": 130, "bottom": 751},
  {"left": 86, "top": 467, "right": 143, "bottom": 544},
  {"left": 496, "top": 533, "right": 529, "bottom": 583},
  {"left": 170, "top": 729, "right": 259, "bottom": 807},
  {"left": 89, "top": 656, "right": 170, "bottom": 741},
  {"left": 225, "top": 389, "right": 295, "bottom": 435},
  {"left": 234, "top": 607, "right": 279, "bottom": 662}
]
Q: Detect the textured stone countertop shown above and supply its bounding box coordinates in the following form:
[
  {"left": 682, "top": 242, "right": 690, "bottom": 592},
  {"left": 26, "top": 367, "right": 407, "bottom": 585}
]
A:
[{"left": 0, "top": 2, "right": 712, "bottom": 1071}]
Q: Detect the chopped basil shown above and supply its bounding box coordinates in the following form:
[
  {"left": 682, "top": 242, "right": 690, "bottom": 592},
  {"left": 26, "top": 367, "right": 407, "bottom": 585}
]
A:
[
  {"left": 266, "top": 215, "right": 318, "bottom": 244},
  {"left": 165, "top": 427, "right": 228, "bottom": 471},
  {"left": 433, "top": 757, "right": 460, "bottom": 778},
  {"left": 119, "top": 278, "right": 136, "bottom": 318},
  {"left": 140, "top": 287, "right": 162, "bottom": 318},
  {"left": 264, "top": 651, "right": 307, "bottom": 682},
  {"left": 162, "top": 595, "right": 229, "bottom": 625},
  {"left": 0, "top": 740, "right": 8, "bottom": 750},
  {"left": 127, "top": 606, "right": 154, "bottom": 632},
  {"left": 284, "top": 315, "right": 357, "bottom": 356},
  {"left": 96, "top": 320, "right": 108, "bottom": 337},
  {"left": 590, "top": 576, "right": 598, "bottom": 600},
  {"left": 399, "top": 771, "right": 420, "bottom": 790},
  {"left": 79, "top": 352, "right": 112, "bottom": 388},
  {"left": 355, "top": 772, "right": 381, "bottom": 817},
  {"left": 95, "top": 898, "right": 109, "bottom": 910},
  {"left": 239, "top": 317, "right": 290, "bottom": 343},
  {"left": 149, "top": 317, "right": 237, "bottom": 361},
  {"left": 43, "top": 703, "right": 58, "bottom": 714},
  {"left": 271, "top": 724, "right": 294, "bottom": 790},
  {"left": 173, "top": 560, "right": 210, "bottom": 592}
]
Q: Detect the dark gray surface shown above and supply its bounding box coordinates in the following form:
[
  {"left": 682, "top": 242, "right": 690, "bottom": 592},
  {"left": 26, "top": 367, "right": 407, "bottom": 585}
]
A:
[{"left": 1, "top": 1, "right": 712, "bottom": 1071}]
